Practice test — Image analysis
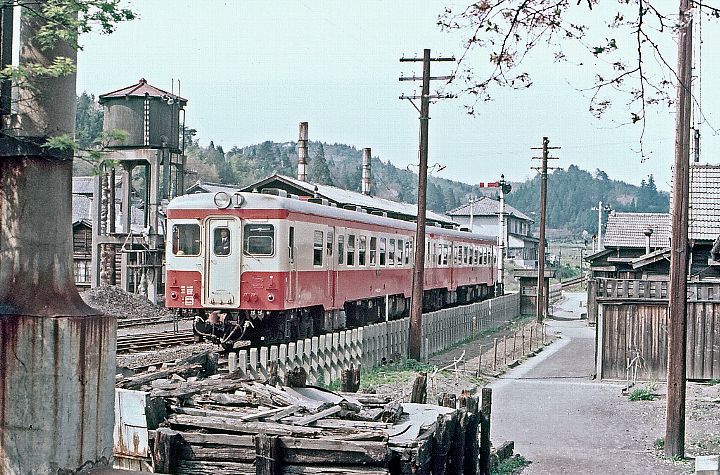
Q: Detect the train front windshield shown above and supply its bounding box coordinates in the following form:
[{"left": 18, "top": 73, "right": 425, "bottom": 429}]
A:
[{"left": 243, "top": 224, "right": 275, "bottom": 256}]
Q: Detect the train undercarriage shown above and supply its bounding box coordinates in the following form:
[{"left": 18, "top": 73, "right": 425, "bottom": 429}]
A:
[{"left": 184, "top": 283, "right": 493, "bottom": 349}]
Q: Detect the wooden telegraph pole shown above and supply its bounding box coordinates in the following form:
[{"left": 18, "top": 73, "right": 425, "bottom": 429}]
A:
[
  {"left": 666, "top": 0, "right": 693, "bottom": 459},
  {"left": 399, "top": 49, "right": 454, "bottom": 360},
  {"left": 531, "top": 138, "right": 559, "bottom": 322}
]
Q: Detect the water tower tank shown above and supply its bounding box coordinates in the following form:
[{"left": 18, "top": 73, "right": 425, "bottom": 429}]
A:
[{"left": 98, "top": 78, "right": 187, "bottom": 152}]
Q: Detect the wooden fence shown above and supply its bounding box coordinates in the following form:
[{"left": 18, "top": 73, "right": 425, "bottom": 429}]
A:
[
  {"left": 229, "top": 293, "right": 520, "bottom": 385},
  {"left": 595, "top": 278, "right": 720, "bottom": 381}
]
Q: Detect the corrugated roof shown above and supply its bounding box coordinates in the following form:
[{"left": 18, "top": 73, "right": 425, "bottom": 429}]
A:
[
  {"left": 99, "top": 78, "right": 187, "bottom": 103},
  {"left": 446, "top": 196, "right": 532, "bottom": 222},
  {"left": 73, "top": 176, "right": 125, "bottom": 196},
  {"left": 72, "top": 195, "right": 93, "bottom": 224},
  {"left": 689, "top": 165, "right": 720, "bottom": 240},
  {"left": 186, "top": 181, "right": 241, "bottom": 195},
  {"left": 603, "top": 212, "right": 670, "bottom": 248},
  {"left": 240, "top": 174, "right": 455, "bottom": 225}
]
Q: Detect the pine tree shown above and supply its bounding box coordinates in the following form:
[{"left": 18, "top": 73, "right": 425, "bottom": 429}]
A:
[
  {"left": 308, "top": 143, "right": 334, "bottom": 185},
  {"left": 75, "top": 93, "right": 103, "bottom": 149}
]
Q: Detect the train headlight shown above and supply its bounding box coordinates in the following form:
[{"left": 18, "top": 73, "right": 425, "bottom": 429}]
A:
[
  {"left": 232, "top": 192, "right": 244, "bottom": 208},
  {"left": 214, "top": 192, "right": 231, "bottom": 209}
]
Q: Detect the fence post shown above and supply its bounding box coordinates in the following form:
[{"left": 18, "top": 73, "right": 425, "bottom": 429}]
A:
[
  {"left": 493, "top": 338, "right": 498, "bottom": 371},
  {"left": 479, "top": 387, "right": 492, "bottom": 475},
  {"left": 476, "top": 345, "right": 483, "bottom": 377}
]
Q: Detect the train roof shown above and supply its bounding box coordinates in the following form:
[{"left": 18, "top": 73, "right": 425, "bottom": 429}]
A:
[{"left": 168, "top": 192, "right": 496, "bottom": 243}]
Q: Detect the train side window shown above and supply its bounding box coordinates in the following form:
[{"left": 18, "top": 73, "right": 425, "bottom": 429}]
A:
[
  {"left": 406, "top": 239, "right": 412, "bottom": 265},
  {"left": 213, "top": 228, "right": 231, "bottom": 256},
  {"left": 338, "top": 235, "right": 345, "bottom": 265},
  {"left": 326, "top": 230, "right": 334, "bottom": 257},
  {"left": 369, "top": 237, "right": 377, "bottom": 265},
  {"left": 388, "top": 239, "right": 395, "bottom": 266},
  {"left": 347, "top": 234, "right": 355, "bottom": 266},
  {"left": 173, "top": 223, "right": 200, "bottom": 256},
  {"left": 397, "top": 239, "right": 404, "bottom": 266},
  {"left": 436, "top": 243, "right": 441, "bottom": 266},
  {"left": 244, "top": 224, "right": 275, "bottom": 257},
  {"left": 359, "top": 235, "right": 367, "bottom": 266},
  {"left": 442, "top": 244, "right": 449, "bottom": 266},
  {"left": 464, "top": 246, "right": 469, "bottom": 265},
  {"left": 313, "top": 230, "right": 323, "bottom": 266},
  {"left": 474, "top": 248, "right": 479, "bottom": 265},
  {"left": 379, "top": 238, "right": 386, "bottom": 266}
]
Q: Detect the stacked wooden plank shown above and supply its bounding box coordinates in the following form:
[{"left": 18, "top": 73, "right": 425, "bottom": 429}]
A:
[{"left": 118, "top": 364, "right": 483, "bottom": 474}]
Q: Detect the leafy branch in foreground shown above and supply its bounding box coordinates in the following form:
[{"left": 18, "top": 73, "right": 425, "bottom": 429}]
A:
[{"left": 438, "top": 1, "right": 719, "bottom": 159}]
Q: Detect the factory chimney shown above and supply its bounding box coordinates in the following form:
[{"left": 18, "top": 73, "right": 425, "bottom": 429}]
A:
[
  {"left": 362, "top": 148, "right": 372, "bottom": 195},
  {"left": 297, "top": 122, "right": 308, "bottom": 181}
]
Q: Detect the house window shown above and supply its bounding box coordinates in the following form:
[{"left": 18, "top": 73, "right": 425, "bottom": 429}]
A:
[{"left": 73, "top": 260, "right": 90, "bottom": 284}]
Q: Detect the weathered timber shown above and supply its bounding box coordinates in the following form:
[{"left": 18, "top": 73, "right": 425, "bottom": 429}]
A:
[
  {"left": 432, "top": 413, "right": 454, "bottom": 475},
  {"left": 256, "top": 434, "right": 280, "bottom": 475},
  {"left": 285, "top": 366, "right": 307, "bottom": 388},
  {"left": 479, "top": 388, "right": 492, "bottom": 475},
  {"left": 151, "top": 378, "right": 248, "bottom": 399},
  {"left": 281, "top": 466, "right": 389, "bottom": 474},
  {"left": 448, "top": 410, "right": 466, "bottom": 475},
  {"left": 410, "top": 372, "right": 427, "bottom": 404},
  {"left": 172, "top": 405, "right": 293, "bottom": 422},
  {"left": 279, "top": 437, "right": 389, "bottom": 466},
  {"left": 167, "top": 414, "right": 322, "bottom": 437},
  {"left": 460, "top": 391, "right": 480, "bottom": 475},
  {"left": 118, "top": 363, "right": 204, "bottom": 390},
  {"left": 153, "top": 428, "right": 182, "bottom": 474},
  {"left": 340, "top": 364, "right": 361, "bottom": 392},
  {"left": 292, "top": 405, "right": 342, "bottom": 426},
  {"left": 380, "top": 401, "right": 403, "bottom": 424},
  {"left": 175, "top": 459, "right": 255, "bottom": 475},
  {"left": 438, "top": 393, "right": 456, "bottom": 408},
  {"left": 178, "top": 444, "right": 256, "bottom": 463}
]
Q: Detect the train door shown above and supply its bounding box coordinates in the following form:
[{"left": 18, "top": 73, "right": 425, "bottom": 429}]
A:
[
  {"left": 287, "top": 225, "right": 297, "bottom": 302},
  {"left": 204, "top": 217, "right": 241, "bottom": 307}
]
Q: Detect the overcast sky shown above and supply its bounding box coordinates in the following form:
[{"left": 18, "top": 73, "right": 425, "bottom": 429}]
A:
[{"left": 76, "top": 1, "right": 720, "bottom": 192}]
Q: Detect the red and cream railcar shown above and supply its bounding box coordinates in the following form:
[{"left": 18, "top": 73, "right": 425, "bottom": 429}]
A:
[{"left": 165, "top": 191, "right": 497, "bottom": 345}]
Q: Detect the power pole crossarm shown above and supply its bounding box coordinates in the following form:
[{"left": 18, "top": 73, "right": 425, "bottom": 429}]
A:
[{"left": 400, "top": 49, "right": 455, "bottom": 361}]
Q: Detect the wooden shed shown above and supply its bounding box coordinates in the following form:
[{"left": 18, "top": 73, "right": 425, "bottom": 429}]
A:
[{"left": 513, "top": 269, "right": 554, "bottom": 316}]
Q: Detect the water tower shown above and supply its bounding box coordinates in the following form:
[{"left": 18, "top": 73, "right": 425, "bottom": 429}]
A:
[{"left": 91, "top": 78, "right": 188, "bottom": 303}]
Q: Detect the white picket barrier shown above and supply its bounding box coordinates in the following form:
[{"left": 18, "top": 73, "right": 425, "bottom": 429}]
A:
[{"left": 233, "top": 293, "right": 520, "bottom": 385}]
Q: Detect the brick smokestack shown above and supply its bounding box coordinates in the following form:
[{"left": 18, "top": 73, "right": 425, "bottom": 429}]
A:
[
  {"left": 297, "top": 122, "right": 308, "bottom": 181},
  {"left": 362, "top": 147, "right": 371, "bottom": 195}
]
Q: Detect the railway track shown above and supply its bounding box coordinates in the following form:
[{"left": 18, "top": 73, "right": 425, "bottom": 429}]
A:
[
  {"left": 116, "top": 329, "right": 196, "bottom": 353},
  {"left": 559, "top": 276, "right": 585, "bottom": 289}
]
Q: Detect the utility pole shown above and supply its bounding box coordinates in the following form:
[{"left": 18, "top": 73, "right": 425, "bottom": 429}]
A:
[
  {"left": 666, "top": 0, "right": 693, "bottom": 459},
  {"left": 400, "top": 49, "right": 454, "bottom": 360},
  {"left": 497, "top": 175, "right": 511, "bottom": 296},
  {"left": 531, "top": 137, "right": 559, "bottom": 322},
  {"left": 591, "top": 201, "right": 611, "bottom": 251}
]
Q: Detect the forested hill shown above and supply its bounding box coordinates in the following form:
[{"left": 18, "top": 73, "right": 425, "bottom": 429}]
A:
[
  {"left": 505, "top": 165, "right": 669, "bottom": 234},
  {"left": 182, "top": 139, "right": 668, "bottom": 234},
  {"left": 73, "top": 93, "right": 668, "bottom": 235}
]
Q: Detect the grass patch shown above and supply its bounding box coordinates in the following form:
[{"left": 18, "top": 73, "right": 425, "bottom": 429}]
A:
[
  {"left": 492, "top": 455, "right": 530, "bottom": 475},
  {"left": 654, "top": 438, "right": 664, "bottom": 450},
  {"left": 708, "top": 378, "right": 720, "bottom": 386},
  {"left": 359, "top": 359, "right": 435, "bottom": 391},
  {"left": 628, "top": 388, "right": 656, "bottom": 401}
]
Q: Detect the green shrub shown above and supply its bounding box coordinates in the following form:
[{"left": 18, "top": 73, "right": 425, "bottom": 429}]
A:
[{"left": 628, "top": 388, "right": 655, "bottom": 401}]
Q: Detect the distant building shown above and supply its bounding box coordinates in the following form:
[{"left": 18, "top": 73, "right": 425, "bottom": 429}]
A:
[
  {"left": 586, "top": 212, "right": 671, "bottom": 280},
  {"left": 446, "top": 197, "right": 538, "bottom": 267}
]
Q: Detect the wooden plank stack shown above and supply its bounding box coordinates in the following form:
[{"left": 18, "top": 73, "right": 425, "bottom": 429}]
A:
[{"left": 119, "top": 364, "right": 483, "bottom": 474}]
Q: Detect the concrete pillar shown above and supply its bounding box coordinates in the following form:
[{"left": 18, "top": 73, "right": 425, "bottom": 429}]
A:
[{"left": 0, "top": 6, "right": 115, "bottom": 473}]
